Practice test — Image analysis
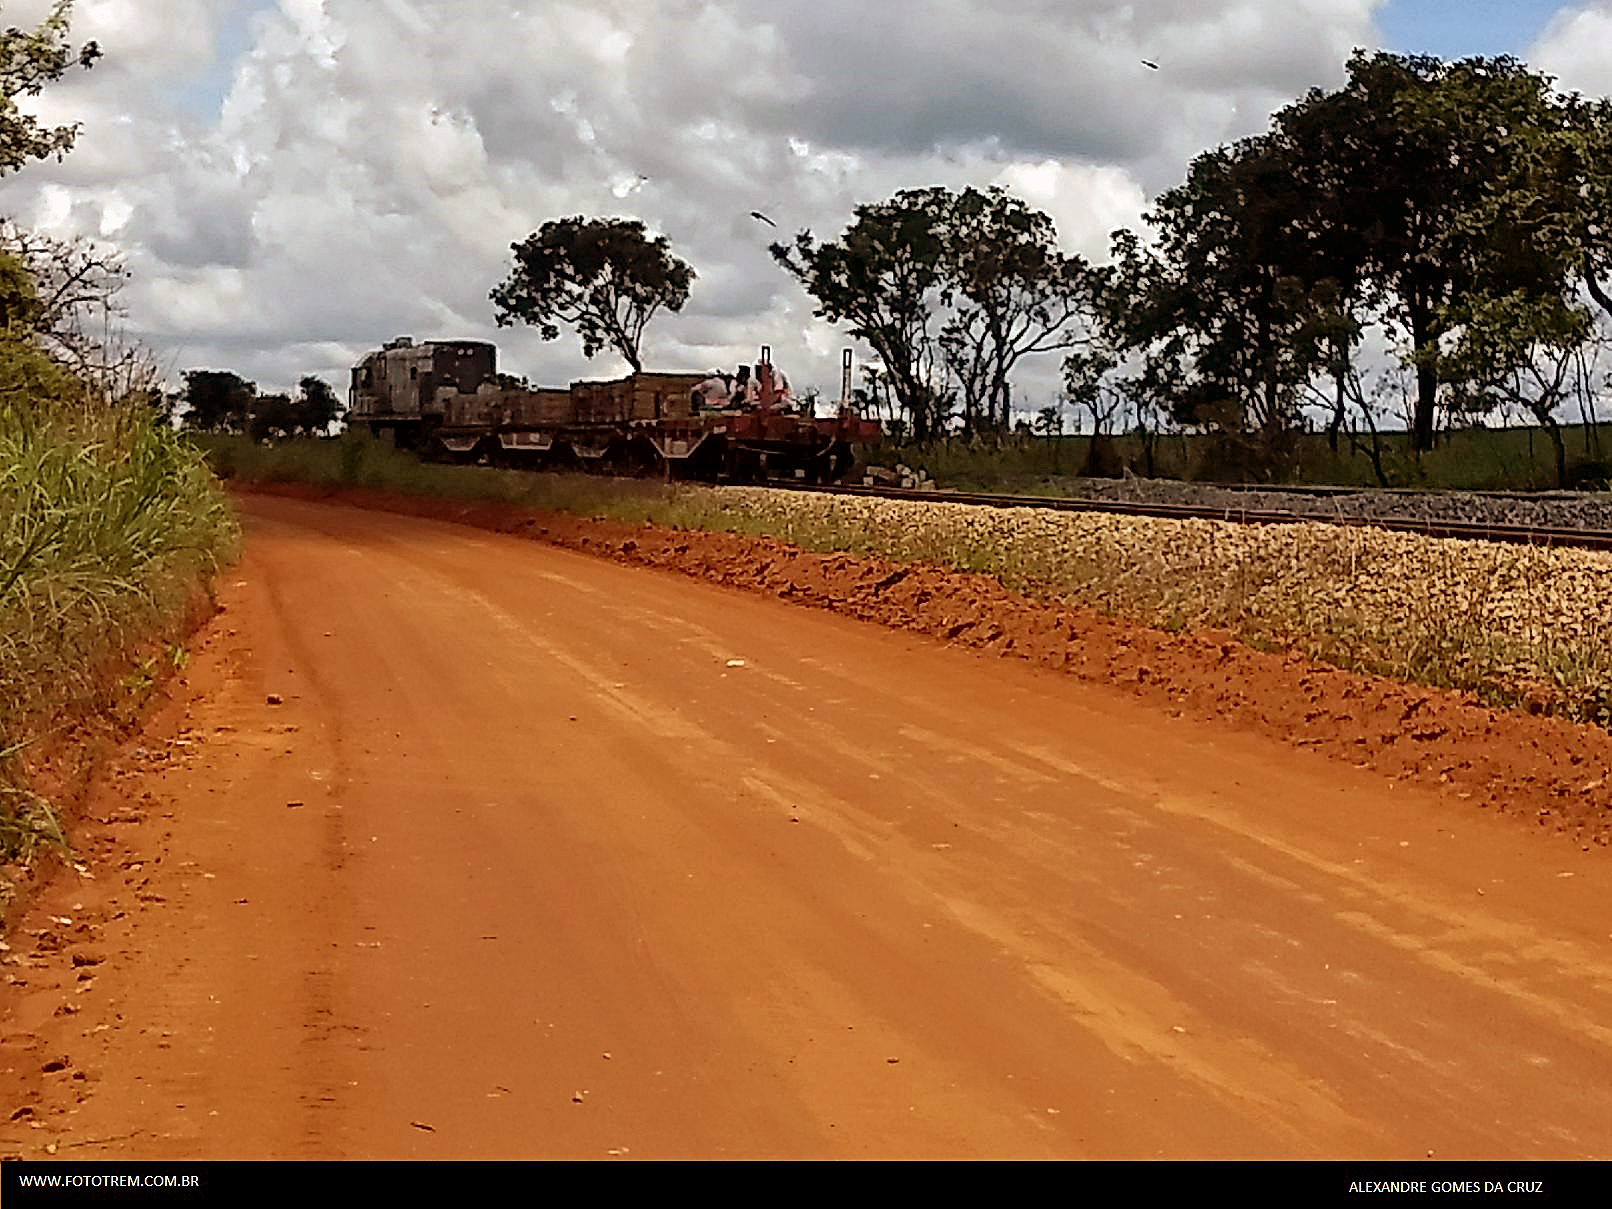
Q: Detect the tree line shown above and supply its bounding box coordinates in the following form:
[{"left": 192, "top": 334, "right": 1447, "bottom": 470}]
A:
[
  {"left": 494, "top": 51, "right": 1612, "bottom": 485},
  {"left": 175, "top": 371, "right": 343, "bottom": 440},
  {"left": 1120, "top": 52, "right": 1612, "bottom": 485}
]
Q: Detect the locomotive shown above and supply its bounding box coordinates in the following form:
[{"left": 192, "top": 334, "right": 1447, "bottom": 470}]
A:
[{"left": 347, "top": 338, "right": 881, "bottom": 482}]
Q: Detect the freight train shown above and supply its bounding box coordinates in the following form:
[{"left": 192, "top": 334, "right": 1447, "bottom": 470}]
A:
[{"left": 347, "top": 338, "right": 881, "bottom": 482}]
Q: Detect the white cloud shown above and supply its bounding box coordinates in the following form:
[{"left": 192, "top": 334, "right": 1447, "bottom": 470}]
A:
[
  {"left": 989, "top": 159, "right": 1150, "bottom": 261},
  {"left": 0, "top": 0, "right": 1402, "bottom": 400},
  {"left": 1531, "top": 4, "right": 1612, "bottom": 95}
]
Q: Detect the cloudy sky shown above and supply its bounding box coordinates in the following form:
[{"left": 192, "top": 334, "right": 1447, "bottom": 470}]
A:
[{"left": 0, "top": 0, "right": 1607, "bottom": 410}]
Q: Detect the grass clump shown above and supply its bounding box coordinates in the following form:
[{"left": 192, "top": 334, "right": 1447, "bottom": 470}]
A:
[{"left": 1, "top": 340, "right": 237, "bottom": 879}]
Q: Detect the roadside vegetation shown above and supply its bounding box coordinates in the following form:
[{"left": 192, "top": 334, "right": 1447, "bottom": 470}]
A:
[
  {"left": 199, "top": 429, "right": 676, "bottom": 517},
  {"left": 0, "top": 6, "right": 237, "bottom": 886},
  {"left": 707, "top": 488, "right": 1612, "bottom": 729},
  {"left": 0, "top": 310, "right": 237, "bottom": 875}
]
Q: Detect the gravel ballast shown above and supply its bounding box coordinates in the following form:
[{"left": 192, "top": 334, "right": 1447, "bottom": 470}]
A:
[{"left": 1047, "top": 477, "right": 1612, "bottom": 532}]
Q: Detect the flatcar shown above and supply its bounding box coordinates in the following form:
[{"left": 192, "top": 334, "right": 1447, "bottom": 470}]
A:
[{"left": 348, "top": 338, "right": 880, "bottom": 483}]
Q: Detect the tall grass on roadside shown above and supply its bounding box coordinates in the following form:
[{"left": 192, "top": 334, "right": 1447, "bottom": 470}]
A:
[{"left": 1, "top": 344, "right": 237, "bottom": 869}]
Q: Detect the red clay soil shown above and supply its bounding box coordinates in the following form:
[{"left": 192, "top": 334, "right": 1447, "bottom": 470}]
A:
[
  {"left": 242, "top": 481, "right": 1612, "bottom": 849},
  {"left": 6, "top": 488, "right": 1612, "bottom": 1161}
]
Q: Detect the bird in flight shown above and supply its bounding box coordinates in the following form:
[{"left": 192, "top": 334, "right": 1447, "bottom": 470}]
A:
[
  {"left": 1142, "top": 59, "right": 1159, "bottom": 69},
  {"left": 749, "top": 211, "right": 777, "bottom": 228}
]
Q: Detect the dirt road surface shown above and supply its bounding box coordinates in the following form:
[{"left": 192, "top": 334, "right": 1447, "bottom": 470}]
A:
[{"left": 5, "top": 493, "right": 1612, "bottom": 1160}]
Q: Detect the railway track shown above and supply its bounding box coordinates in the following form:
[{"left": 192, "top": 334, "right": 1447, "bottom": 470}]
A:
[{"left": 763, "top": 480, "right": 1612, "bottom": 553}]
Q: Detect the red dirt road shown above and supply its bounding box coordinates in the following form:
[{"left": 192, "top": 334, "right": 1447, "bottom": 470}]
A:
[{"left": 6, "top": 493, "right": 1612, "bottom": 1159}]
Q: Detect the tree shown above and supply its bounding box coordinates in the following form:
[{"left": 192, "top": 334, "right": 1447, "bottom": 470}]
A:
[
  {"left": 1563, "top": 98, "right": 1612, "bottom": 321},
  {"left": 771, "top": 188, "right": 951, "bottom": 440},
  {"left": 1359, "top": 56, "right": 1609, "bottom": 476},
  {"left": 241, "top": 376, "right": 342, "bottom": 440},
  {"left": 0, "top": 239, "right": 161, "bottom": 411},
  {"left": 773, "top": 186, "right": 1096, "bottom": 441},
  {"left": 0, "top": 224, "right": 169, "bottom": 411},
  {"left": 0, "top": 250, "right": 77, "bottom": 405},
  {"left": 0, "top": 6, "right": 169, "bottom": 416},
  {"left": 1062, "top": 343, "right": 1133, "bottom": 477},
  {"left": 1111, "top": 51, "right": 1582, "bottom": 470},
  {"left": 0, "top": 219, "right": 130, "bottom": 368},
  {"left": 297, "top": 375, "right": 342, "bottom": 434},
  {"left": 490, "top": 217, "right": 694, "bottom": 372},
  {"left": 1419, "top": 82, "right": 1612, "bottom": 325},
  {"left": 1437, "top": 291, "right": 1594, "bottom": 487},
  {"left": 0, "top": 247, "right": 41, "bottom": 331},
  {"left": 1114, "top": 139, "right": 1327, "bottom": 478},
  {"left": 247, "top": 392, "right": 296, "bottom": 442},
  {"left": 939, "top": 187, "right": 1096, "bottom": 431},
  {"left": 179, "top": 370, "right": 255, "bottom": 434},
  {"left": 1274, "top": 54, "right": 1560, "bottom": 451},
  {"left": 0, "top": 0, "right": 100, "bottom": 176},
  {"left": 1031, "top": 404, "right": 1064, "bottom": 472},
  {"left": 0, "top": 5, "right": 127, "bottom": 400}
]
